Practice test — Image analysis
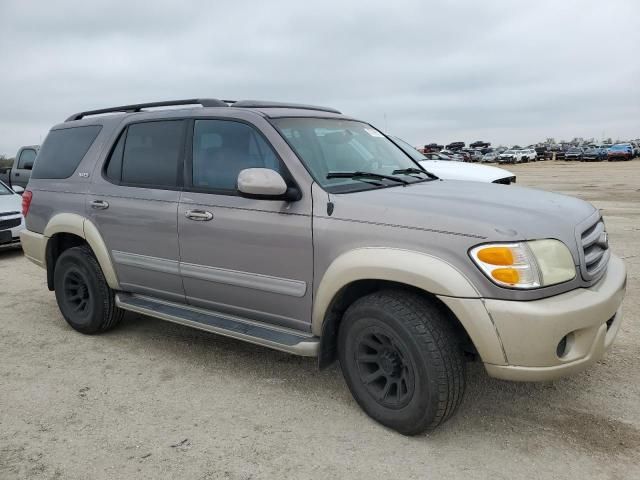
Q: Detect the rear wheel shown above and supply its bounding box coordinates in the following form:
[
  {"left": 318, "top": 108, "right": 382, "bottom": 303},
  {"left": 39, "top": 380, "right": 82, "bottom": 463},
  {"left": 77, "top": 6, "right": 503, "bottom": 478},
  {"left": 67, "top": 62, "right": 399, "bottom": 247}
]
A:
[
  {"left": 54, "top": 245, "right": 123, "bottom": 334},
  {"left": 338, "top": 290, "right": 465, "bottom": 435}
]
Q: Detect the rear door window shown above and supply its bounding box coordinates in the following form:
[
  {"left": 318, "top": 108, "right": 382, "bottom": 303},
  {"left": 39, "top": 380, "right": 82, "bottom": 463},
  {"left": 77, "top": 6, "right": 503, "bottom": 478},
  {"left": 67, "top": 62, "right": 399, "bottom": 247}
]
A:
[
  {"left": 105, "top": 120, "right": 185, "bottom": 189},
  {"left": 32, "top": 126, "right": 102, "bottom": 179}
]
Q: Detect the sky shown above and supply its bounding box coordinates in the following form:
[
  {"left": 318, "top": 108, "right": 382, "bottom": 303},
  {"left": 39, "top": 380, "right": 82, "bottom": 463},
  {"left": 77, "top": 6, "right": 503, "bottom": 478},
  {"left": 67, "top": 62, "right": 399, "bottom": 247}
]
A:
[{"left": 0, "top": 0, "right": 638, "bottom": 155}]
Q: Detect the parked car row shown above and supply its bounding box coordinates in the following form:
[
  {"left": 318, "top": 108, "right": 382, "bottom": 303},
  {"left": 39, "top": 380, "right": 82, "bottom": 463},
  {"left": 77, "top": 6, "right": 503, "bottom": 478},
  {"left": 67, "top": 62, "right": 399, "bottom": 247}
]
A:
[
  {"left": 417, "top": 140, "right": 639, "bottom": 164},
  {"left": 391, "top": 137, "right": 516, "bottom": 184},
  {"left": 557, "top": 144, "right": 636, "bottom": 161}
]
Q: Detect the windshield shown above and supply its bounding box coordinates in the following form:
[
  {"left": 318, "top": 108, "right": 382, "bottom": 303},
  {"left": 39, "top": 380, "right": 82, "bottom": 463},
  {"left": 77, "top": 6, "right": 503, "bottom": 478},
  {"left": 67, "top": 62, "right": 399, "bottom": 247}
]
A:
[
  {"left": 504, "top": 150, "right": 516, "bottom": 154},
  {"left": 272, "top": 118, "right": 428, "bottom": 193},
  {"left": 0, "top": 180, "right": 13, "bottom": 195},
  {"left": 390, "top": 137, "right": 428, "bottom": 162}
]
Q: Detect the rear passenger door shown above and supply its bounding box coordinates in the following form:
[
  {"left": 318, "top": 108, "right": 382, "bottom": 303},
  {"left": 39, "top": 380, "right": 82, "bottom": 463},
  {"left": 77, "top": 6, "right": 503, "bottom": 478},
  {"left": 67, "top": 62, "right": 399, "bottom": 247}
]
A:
[
  {"left": 12, "top": 147, "right": 37, "bottom": 188},
  {"left": 88, "top": 120, "right": 187, "bottom": 302},
  {"left": 177, "top": 119, "right": 314, "bottom": 332}
]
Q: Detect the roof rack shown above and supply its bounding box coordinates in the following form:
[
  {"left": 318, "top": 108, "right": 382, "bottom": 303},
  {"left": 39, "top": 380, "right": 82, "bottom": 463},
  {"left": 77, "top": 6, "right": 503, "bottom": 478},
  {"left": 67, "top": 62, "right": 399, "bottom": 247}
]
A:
[
  {"left": 65, "top": 98, "right": 342, "bottom": 122},
  {"left": 229, "top": 100, "right": 341, "bottom": 114},
  {"left": 65, "top": 98, "right": 228, "bottom": 122}
]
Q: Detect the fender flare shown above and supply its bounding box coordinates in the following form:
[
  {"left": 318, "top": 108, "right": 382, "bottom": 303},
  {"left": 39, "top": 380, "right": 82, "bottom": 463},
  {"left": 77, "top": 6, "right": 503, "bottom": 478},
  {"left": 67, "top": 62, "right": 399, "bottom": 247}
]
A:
[
  {"left": 44, "top": 213, "right": 120, "bottom": 290},
  {"left": 311, "top": 248, "right": 507, "bottom": 365},
  {"left": 312, "top": 247, "right": 480, "bottom": 335}
]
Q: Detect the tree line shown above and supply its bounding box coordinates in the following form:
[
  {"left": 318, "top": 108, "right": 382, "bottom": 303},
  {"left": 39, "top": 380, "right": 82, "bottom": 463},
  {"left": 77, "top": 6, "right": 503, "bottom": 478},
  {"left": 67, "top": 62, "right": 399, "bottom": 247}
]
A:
[{"left": 0, "top": 155, "right": 14, "bottom": 169}]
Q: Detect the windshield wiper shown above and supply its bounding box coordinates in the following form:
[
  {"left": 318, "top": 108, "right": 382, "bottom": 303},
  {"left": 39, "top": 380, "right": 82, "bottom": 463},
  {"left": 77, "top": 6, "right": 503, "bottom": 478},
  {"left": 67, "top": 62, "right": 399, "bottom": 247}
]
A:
[
  {"left": 326, "top": 171, "right": 409, "bottom": 185},
  {"left": 392, "top": 167, "right": 438, "bottom": 180}
]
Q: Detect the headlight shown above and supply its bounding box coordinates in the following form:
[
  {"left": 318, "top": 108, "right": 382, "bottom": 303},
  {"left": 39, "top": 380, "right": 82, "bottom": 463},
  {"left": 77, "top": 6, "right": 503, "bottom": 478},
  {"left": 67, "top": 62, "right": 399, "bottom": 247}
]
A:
[{"left": 470, "top": 240, "right": 576, "bottom": 289}]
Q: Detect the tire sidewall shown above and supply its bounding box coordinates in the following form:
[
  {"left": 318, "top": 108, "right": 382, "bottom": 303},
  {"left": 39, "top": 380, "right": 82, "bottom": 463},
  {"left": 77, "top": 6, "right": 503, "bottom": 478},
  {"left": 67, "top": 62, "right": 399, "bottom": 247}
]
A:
[
  {"left": 54, "top": 249, "right": 104, "bottom": 334},
  {"left": 339, "top": 302, "right": 443, "bottom": 433}
]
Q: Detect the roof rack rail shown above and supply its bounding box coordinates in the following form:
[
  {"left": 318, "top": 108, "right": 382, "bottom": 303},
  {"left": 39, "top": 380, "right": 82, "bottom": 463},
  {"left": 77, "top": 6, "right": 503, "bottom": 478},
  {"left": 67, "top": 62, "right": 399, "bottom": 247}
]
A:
[
  {"left": 230, "top": 100, "right": 341, "bottom": 114},
  {"left": 65, "top": 98, "right": 228, "bottom": 122}
]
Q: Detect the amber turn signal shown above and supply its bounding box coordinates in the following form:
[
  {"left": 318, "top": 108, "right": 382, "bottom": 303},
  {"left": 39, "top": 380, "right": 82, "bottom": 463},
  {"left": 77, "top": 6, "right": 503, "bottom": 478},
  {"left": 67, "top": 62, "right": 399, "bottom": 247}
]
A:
[
  {"left": 490, "top": 268, "right": 520, "bottom": 284},
  {"left": 476, "top": 246, "right": 514, "bottom": 266}
]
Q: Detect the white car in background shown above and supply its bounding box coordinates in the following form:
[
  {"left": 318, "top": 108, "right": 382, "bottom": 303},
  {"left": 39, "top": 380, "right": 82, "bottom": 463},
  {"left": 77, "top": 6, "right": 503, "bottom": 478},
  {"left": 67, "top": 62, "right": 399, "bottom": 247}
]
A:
[
  {"left": 522, "top": 149, "right": 538, "bottom": 161},
  {"left": 0, "top": 180, "right": 24, "bottom": 249},
  {"left": 497, "top": 149, "right": 526, "bottom": 164},
  {"left": 391, "top": 137, "right": 516, "bottom": 184}
]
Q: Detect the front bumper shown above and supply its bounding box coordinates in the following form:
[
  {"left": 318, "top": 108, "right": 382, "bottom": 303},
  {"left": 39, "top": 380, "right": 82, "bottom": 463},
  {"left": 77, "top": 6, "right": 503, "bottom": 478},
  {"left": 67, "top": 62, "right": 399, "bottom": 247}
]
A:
[
  {"left": 0, "top": 215, "right": 24, "bottom": 249},
  {"left": 483, "top": 255, "right": 626, "bottom": 381}
]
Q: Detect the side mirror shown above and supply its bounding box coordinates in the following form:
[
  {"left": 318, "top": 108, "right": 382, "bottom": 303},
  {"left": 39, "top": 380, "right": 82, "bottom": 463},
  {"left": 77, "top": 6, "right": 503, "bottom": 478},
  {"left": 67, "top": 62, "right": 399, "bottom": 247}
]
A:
[
  {"left": 237, "top": 168, "right": 300, "bottom": 201},
  {"left": 12, "top": 185, "right": 24, "bottom": 195}
]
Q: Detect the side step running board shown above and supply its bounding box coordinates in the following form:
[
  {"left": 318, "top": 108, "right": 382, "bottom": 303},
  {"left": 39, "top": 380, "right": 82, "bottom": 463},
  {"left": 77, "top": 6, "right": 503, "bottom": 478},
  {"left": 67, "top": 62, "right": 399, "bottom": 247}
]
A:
[{"left": 115, "top": 293, "right": 320, "bottom": 357}]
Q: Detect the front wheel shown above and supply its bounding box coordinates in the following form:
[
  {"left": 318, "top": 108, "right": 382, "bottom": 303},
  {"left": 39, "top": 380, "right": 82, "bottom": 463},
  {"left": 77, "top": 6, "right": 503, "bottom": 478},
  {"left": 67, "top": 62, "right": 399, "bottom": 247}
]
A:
[{"left": 338, "top": 290, "right": 465, "bottom": 435}]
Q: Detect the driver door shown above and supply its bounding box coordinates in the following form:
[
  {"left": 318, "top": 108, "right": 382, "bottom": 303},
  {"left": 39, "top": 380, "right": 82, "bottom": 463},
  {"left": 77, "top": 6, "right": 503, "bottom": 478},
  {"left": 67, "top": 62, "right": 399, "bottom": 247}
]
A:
[{"left": 177, "top": 119, "right": 314, "bottom": 332}]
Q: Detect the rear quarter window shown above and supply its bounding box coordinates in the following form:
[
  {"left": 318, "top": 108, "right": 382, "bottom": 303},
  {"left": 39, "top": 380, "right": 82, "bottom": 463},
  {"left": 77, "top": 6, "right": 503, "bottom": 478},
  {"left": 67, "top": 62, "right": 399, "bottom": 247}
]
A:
[{"left": 31, "top": 125, "right": 102, "bottom": 179}]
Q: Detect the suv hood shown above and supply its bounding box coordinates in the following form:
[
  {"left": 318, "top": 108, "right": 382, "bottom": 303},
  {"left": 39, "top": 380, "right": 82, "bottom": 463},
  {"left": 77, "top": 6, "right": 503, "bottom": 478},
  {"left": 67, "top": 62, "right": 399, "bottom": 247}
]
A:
[
  {"left": 330, "top": 180, "right": 596, "bottom": 247},
  {"left": 419, "top": 160, "right": 513, "bottom": 183}
]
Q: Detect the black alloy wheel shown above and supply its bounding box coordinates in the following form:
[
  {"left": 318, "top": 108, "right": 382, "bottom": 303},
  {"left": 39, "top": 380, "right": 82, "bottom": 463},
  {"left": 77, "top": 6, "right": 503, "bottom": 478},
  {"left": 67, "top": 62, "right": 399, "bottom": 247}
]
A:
[{"left": 354, "top": 327, "right": 415, "bottom": 409}]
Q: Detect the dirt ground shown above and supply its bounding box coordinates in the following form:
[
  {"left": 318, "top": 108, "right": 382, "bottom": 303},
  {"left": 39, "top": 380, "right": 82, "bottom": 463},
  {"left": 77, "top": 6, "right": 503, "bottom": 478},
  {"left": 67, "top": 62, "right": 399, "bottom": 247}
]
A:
[{"left": 1, "top": 160, "right": 639, "bottom": 480}]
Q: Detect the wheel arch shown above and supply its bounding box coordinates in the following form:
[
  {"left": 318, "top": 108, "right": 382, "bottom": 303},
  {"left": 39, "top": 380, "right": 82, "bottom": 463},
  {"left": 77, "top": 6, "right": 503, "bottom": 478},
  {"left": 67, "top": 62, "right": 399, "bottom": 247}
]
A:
[
  {"left": 313, "top": 248, "right": 504, "bottom": 369},
  {"left": 44, "top": 213, "right": 120, "bottom": 291}
]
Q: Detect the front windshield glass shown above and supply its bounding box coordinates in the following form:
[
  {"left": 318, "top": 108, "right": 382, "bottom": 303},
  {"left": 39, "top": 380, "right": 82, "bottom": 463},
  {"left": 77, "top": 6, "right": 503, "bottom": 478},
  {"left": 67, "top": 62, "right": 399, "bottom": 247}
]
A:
[
  {"left": 0, "top": 180, "right": 12, "bottom": 195},
  {"left": 390, "top": 137, "right": 427, "bottom": 162},
  {"left": 272, "top": 118, "right": 428, "bottom": 193}
]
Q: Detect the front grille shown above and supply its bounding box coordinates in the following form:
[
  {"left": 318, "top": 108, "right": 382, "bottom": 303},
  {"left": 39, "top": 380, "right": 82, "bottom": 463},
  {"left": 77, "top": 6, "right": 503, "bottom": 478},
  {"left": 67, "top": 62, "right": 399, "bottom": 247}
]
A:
[
  {"left": 0, "top": 216, "right": 21, "bottom": 230},
  {"left": 579, "top": 217, "right": 609, "bottom": 281}
]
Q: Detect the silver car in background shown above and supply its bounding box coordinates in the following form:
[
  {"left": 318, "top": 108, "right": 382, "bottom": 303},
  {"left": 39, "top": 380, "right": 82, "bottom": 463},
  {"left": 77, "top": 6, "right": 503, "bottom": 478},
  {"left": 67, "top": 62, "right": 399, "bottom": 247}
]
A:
[{"left": 0, "top": 180, "right": 24, "bottom": 249}]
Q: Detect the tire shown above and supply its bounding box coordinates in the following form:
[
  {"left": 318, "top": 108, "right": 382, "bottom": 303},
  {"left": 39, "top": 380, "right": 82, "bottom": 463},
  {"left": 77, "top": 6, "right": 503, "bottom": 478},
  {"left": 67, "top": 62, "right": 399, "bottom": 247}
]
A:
[
  {"left": 54, "top": 245, "right": 124, "bottom": 334},
  {"left": 338, "top": 290, "right": 465, "bottom": 435}
]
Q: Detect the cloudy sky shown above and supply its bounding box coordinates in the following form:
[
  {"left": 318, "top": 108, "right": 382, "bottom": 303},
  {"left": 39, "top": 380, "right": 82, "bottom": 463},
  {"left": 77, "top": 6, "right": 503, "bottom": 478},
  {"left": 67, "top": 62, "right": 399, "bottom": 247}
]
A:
[{"left": 0, "top": 0, "right": 638, "bottom": 155}]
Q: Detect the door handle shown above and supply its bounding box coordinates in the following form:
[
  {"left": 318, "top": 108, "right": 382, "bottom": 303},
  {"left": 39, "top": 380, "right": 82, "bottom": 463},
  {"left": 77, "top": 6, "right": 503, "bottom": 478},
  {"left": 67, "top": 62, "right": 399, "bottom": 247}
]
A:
[
  {"left": 90, "top": 200, "right": 109, "bottom": 210},
  {"left": 15, "top": 172, "right": 20, "bottom": 176},
  {"left": 185, "top": 209, "right": 213, "bottom": 221}
]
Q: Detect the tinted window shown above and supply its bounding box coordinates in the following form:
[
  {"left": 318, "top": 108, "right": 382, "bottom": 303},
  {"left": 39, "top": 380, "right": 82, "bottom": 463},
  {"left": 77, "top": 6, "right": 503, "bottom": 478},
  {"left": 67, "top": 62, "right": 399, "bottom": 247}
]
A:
[
  {"left": 192, "top": 120, "right": 282, "bottom": 192},
  {"left": 32, "top": 126, "right": 101, "bottom": 179},
  {"left": 107, "top": 121, "right": 184, "bottom": 188},
  {"left": 17, "top": 149, "right": 37, "bottom": 169},
  {"left": 105, "top": 131, "right": 125, "bottom": 183}
]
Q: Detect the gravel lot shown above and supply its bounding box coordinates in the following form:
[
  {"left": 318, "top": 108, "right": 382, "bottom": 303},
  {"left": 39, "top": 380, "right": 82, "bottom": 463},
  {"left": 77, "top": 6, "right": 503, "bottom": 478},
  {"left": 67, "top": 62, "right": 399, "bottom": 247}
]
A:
[{"left": 1, "top": 160, "right": 639, "bottom": 480}]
